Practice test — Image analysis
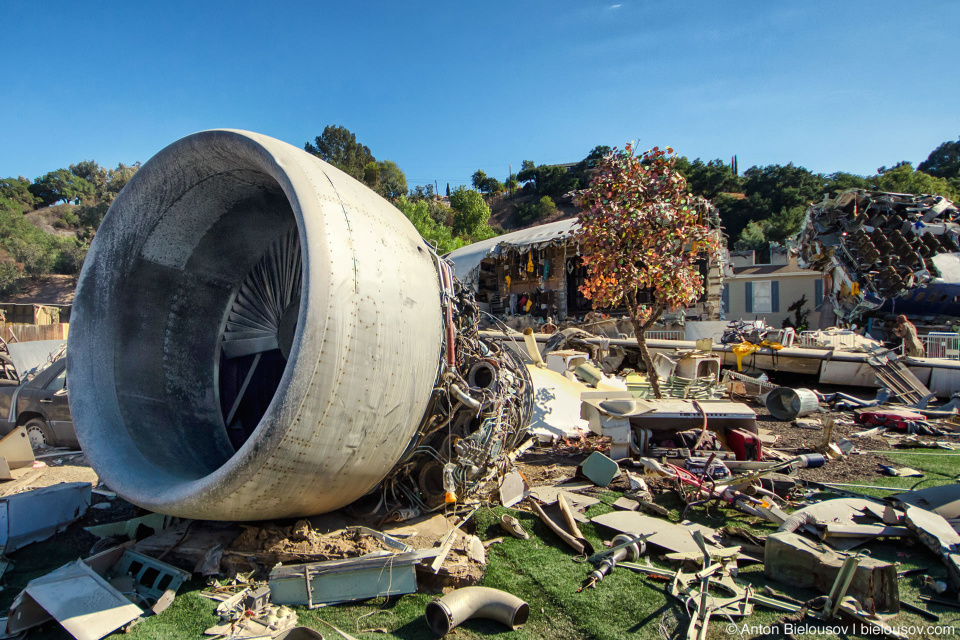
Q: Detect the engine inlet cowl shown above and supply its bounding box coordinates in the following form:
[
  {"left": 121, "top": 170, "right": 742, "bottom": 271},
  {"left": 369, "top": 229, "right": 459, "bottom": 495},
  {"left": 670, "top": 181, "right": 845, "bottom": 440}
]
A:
[{"left": 68, "top": 130, "right": 443, "bottom": 520}]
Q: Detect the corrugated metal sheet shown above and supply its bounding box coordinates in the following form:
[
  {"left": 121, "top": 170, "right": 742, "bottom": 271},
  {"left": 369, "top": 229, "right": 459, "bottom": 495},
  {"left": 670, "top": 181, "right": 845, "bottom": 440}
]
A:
[{"left": 446, "top": 218, "right": 580, "bottom": 285}]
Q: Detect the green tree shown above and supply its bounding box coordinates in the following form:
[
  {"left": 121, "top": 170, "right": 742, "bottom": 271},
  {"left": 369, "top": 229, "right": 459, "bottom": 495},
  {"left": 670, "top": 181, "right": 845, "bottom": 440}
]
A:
[
  {"left": 471, "top": 170, "right": 488, "bottom": 191},
  {"left": 0, "top": 177, "right": 37, "bottom": 212},
  {"left": 0, "top": 261, "right": 24, "bottom": 296},
  {"left": 716, "top": 163, "right": 823, "bottom": 241},
  {"left": 516, "top": 160, "right": 537, "bottom": 184},
  {"left": 304, "top": 125, "right": 376, "bottom": 181},
  {"left": 765, "top": 205, "right": 806, "bottom": 243},
  {"left": 514, "top": 195, "right": 557, "bottom": 224},
  {"left": 871, "top": 162, "right": 959, "bottom": 200},
  {"left": 918, "top": 137, "right": 960, "bottom": 180},
  {"left": 70, "top": 160, "right": 108, "bottom": 202},
  {"left": 449, "top": 186, "right": 492, "bottom": 237},
  {"left": 521, "top": 164, "right": 577, "bottom": 199},
  {"left": 0, "top": 196, "right": 90, "bottom": 277},
  {"left": 823, "top": 171, "right": 871, "bottom": 194},
  {"left": 105, "top": 162, "right": 140, "bottom": 197},
  {"left": 29, "top": 169, "right": 95, "bottom": 207},
  {"left": 675, "top": 158, "right": 742, "bottom": 199},
  {"left": 363, "top": 161, "right": 379, "bottom": 187},
  {"left": 409, "top": 184, "right": 435, "bottom": 200},
  {"left": 734, "top": 220, "right": 768, "bottom": 251},
  {"left": 77, "top": 202, "right": 110, "bottom": 229},
  {"left": 394, "top": 196, "right": 463, "bottom": 254},
  {"left": 375, "top": 160, "right": 407, "bottom": 200},
  {"left": 482, "top": 176, "right": 503, "bottom": 194},
  {"left": 572, "top": 144, "right": 721, "bottom": 399},
  {"left": 539, "top": 195, "right": 557, "bottom": 217}
]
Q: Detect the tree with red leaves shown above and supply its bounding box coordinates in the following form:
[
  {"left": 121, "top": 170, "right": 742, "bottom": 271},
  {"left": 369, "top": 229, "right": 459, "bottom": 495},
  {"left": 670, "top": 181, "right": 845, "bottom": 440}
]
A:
[{"left": 572, "top": 144, "right": 721, "bottom": 399}]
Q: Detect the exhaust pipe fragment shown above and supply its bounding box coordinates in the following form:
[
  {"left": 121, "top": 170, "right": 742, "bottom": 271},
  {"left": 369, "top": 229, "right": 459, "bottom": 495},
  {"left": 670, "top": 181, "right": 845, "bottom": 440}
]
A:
[{"left": 425, "top": 586, "right": 529, "bottom": 635}]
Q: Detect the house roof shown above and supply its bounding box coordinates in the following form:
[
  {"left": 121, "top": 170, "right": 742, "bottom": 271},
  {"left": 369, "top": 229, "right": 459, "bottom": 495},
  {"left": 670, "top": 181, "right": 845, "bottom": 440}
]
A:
[
  {"left": 446, "top": 218, "right": 580, "bottom": 285},
  {"left": 731, "top": 263, "right": 819, "bottom": 278}
]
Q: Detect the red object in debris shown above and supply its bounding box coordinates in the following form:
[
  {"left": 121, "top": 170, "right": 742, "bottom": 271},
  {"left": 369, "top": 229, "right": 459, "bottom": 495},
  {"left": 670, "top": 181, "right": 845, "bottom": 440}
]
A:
[
  {"left": 855, "top": 409, "right": 925, "bottom": 430},
  {"left": 726, "top": 429, "right": 761, "bottom": 461}
]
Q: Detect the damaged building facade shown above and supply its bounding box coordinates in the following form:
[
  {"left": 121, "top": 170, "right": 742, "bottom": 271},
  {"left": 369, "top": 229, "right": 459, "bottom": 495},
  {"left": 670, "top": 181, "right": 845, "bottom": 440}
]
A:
[
  {"left": 447, "top": 217, "right": 726, "bottom": 324},
  {"left": 799, "top": 189, "right": 960, "bottom": 324}
]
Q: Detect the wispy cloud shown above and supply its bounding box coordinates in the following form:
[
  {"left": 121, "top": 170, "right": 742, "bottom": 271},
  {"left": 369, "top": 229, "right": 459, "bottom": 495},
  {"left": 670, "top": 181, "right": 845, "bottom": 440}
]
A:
[{"left": 609, "top": 4, "right": 622, "bottom": 9}]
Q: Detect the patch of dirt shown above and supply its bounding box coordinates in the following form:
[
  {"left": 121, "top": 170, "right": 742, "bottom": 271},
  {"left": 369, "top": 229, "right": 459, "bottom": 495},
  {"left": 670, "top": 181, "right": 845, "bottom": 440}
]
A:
[
  {"left": 229, "top": 521, "right": 391, "bottom": 562},
  {"left": 2, "top": 274, "right": 76, "bottom": 304},
  {"left": 514, "top": 391, "right": 946, "bottom": 488}
]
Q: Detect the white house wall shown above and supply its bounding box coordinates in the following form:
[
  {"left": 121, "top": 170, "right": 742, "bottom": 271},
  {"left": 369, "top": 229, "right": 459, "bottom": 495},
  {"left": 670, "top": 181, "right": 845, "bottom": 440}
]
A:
[{"left": 724, "top": 274, "right": 822, "bottom": 329}]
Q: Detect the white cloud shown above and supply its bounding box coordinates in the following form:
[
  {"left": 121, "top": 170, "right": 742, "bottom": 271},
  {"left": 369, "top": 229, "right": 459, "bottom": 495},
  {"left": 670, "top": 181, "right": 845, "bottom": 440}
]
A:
[{"left": 610, "top": 4, "right": 622, "bottom": 8}]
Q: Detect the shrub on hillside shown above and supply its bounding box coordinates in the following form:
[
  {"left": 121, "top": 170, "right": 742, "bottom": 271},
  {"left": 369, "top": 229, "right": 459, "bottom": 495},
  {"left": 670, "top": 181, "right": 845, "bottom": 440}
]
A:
[
  {"left": 8, "top": 237, "right": 55, "bottom": 275},
  {"left": 0, "top": 262, "right": 24, "bottom": 296},
  {"left": 514, "top": 195, "right": 556, "bottom": 224},
  {"left": 53, "top": 242, "right": 87, "bottom": 274}
]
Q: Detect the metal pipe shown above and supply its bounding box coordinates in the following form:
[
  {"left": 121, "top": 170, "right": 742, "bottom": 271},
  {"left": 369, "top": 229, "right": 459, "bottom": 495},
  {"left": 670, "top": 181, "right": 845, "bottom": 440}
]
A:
[
  {"left": 449, "top": 383, "right": 480, "bottom": 412},
  {"left": 479, "top": 331, "right": 960, "bottom": 368},
  {"left": 425, "top": 586, "right": 529, "bottom": 635}
]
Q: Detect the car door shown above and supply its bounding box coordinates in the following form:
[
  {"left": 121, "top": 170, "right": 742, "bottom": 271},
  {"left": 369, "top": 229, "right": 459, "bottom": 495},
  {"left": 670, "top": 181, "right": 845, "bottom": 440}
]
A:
[{"left": 37, "top": 361, "right": 74, "bottom": 446}]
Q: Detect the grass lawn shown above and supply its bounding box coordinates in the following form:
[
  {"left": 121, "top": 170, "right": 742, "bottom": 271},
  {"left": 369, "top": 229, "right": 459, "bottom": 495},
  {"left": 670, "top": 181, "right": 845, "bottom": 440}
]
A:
[{"left": 11, "top": 448, "right": 958, "bottom": 640}]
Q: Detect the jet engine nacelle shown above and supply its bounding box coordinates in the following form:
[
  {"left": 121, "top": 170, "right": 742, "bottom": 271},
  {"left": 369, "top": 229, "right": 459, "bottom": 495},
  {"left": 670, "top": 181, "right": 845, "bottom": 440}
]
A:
[{"left": 68, "top": 130, "right": 444, "bottom": 520}]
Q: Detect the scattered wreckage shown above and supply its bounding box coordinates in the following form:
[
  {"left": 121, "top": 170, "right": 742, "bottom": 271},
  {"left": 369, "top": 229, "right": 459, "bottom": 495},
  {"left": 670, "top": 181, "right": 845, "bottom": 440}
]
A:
[
  {"left": 799, "top": 189, "right": 960, "bottom": 322},
  {"left": 6, "top": 133, "right": 960, "bottom": 639},
  {"left": 5, "top": 317, "right": 960, "bottom": 638}
]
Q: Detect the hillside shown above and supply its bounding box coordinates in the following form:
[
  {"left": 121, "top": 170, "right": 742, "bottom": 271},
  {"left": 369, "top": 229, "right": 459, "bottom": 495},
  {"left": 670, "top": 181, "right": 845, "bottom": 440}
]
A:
[
  {"left": 24, "top": 204, "right": 84, "bottom": 239},
  {"left": 487, "top": 189, "right": 581, "bottom": 233},
  {"left": 1, "top": 274, "right": 76, "bottom": 305}
]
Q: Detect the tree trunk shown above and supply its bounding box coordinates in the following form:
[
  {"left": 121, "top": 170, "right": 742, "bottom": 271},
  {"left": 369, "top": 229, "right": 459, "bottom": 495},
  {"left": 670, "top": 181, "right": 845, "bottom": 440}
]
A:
[{"left": 625, "top": 291, "right": 665, "bottom": 399}]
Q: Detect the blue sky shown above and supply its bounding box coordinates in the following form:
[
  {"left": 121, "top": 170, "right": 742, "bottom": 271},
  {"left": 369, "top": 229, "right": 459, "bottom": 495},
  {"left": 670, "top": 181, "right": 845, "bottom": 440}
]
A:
[{"left": 1, "top": 1, "right": 958, "bottom": 189}]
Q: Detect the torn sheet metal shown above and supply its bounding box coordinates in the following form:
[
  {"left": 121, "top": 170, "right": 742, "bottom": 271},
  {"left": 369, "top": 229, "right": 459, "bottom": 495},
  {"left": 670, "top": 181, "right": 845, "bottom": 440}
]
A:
[
  {"left": 591, "top": 511, "right": 706, "bottom": 554},
  {"left": 892, "top": 483, "right": 960, "bottom": 521},
  {"left": 5, "top": 340, "right": 66, "bottom": 381},
  {"left": 527, "top": 365, "right": 591, "bottom": 441},
  {"left": 110, "top": 549, "right": 191, "bottom": 607},
  {"left": 269, "top": 550, "right": 432, "bottom": 606},
  {"left": 779, "top": 497, "right": 892, "bottom": 551},
  {"left": 798, "top": 189, "right": 960, "bottom": 320},
  {"left": 6, "top": 560, "right": 142, "bottom": 640},
  {"left": 0, "top": 426, "right": 35, "bottom": 473},
  {"left": 901, "top": 504, "right": 960, "bottom": 591},
  {"left": 528, "top": 479, "right": 597, "bottom": 504},
  {"left": 85, "top": 513, "right": 177, "bottom": 540},
  {"left": 498, "top": 468, "right": 529, "bottom": 508},
  {"left": 0, "top": 482, "right": 91, "bottom": 552},
  {"left": 578, "top": 451, "right": 620, "bottom": 487}
]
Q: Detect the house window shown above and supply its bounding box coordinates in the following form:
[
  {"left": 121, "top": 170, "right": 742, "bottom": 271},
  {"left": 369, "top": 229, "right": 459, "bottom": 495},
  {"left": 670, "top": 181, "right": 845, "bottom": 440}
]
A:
[
  {"left": 744, "top": 280, "right": 779, "bottom": 314},
  {"left": 753, "top": 281, "right": 772, "bottom": 313}
]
